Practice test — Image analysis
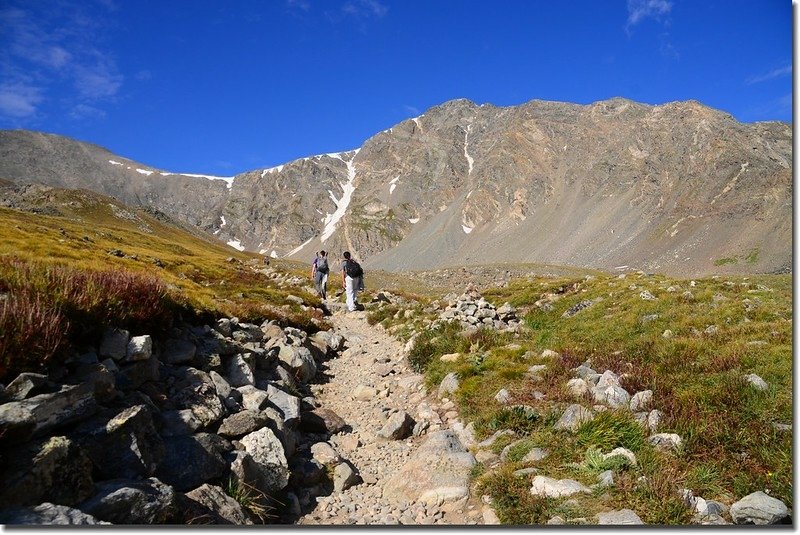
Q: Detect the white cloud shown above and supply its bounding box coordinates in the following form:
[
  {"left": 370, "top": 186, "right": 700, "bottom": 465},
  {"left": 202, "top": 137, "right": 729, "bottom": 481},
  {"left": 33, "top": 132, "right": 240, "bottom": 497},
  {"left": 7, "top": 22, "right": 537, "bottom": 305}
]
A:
[
  {"left": 0, "top": 83, "right": 42, "bottom": 118},
  {"left": 341, "top": 0, "right": 388, "bottom": 19},
  {"left": 746, "top": 65, "right": 792, "bottom": 85},
  {"left": 0, "top": 1, "right": 122, "bottom": 122},
  {"left": 626, "top": 0, "right": 672, "bottom": 29},
  {"left": 404, "top": 104, "right": 420, "bottom": 116}
]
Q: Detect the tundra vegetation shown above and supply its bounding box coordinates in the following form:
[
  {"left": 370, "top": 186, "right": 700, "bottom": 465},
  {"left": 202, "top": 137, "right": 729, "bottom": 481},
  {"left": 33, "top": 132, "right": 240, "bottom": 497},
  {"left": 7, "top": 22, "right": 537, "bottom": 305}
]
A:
[{"left": 368, "top": 271, "right": 791, "bottom": 524}]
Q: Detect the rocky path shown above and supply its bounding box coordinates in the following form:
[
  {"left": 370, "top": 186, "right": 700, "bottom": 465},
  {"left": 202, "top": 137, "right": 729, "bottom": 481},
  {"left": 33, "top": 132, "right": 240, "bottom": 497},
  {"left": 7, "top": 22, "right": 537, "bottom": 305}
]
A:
[{"left": 297, "top": 309, "right": 486, "bottom": 526}]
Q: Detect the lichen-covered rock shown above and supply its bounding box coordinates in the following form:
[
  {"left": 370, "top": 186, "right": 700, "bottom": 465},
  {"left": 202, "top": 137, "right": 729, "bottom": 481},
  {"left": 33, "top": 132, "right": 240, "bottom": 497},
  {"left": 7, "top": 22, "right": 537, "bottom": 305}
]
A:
[
  {"left": 530, "top": 476, "right": 591, "bottom": 498},
  {"left": 4, "top": 372, "right": 49, "bottom": 400},
  {"left": 0, "top": 435, "right": 94, "bottom": 508},
  {"left": 173, "top": 381, "right": 225, "bottom": 429}
]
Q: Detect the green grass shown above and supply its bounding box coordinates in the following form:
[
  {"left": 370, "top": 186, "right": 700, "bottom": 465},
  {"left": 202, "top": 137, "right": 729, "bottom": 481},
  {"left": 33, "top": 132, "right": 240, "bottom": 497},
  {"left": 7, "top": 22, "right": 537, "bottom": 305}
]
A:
[{"left": 396, "top": 270, "right": 792, "bottom": 524}]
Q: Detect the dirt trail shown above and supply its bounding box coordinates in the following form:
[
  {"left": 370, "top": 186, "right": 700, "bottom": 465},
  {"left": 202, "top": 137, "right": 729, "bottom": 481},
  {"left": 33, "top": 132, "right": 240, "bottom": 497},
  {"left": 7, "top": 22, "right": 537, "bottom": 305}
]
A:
[{"left": 297, "top": 308, "right": 486, "bottom": 526}]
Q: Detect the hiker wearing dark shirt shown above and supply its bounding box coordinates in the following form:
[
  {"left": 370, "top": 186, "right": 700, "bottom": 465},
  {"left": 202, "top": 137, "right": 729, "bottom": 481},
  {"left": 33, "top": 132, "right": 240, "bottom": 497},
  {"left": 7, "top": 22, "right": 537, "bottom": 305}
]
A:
[
  {"left": 340, "top": 251, "right": 363, "bottom": 312},
  {"left": 312, "top": 250, "right": 330, "bottom": 300}
]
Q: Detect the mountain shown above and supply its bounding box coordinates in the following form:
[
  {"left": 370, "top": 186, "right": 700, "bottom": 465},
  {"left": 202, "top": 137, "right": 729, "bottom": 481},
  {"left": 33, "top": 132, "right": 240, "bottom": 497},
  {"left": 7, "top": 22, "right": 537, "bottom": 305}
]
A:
[{"left": 0, "top": 97, "right": 792, "bottom": 276}]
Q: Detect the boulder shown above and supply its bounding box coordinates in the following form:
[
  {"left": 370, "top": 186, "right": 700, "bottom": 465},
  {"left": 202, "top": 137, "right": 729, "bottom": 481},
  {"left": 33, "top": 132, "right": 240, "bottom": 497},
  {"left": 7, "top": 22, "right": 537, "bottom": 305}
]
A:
[
  {"left": 596, "top": 509, "right": 645, "bottom": 525},
  {"left": 730, "top": 491, "right": 789, "bottom": 525},
  {"left": 648, "top": 433, "right": 682, "bottom": 452},
  {"left": 117, "top": 356, "right": 160, "bottom": 390},
  {"left": 378, "top": 410, "right": 414, "bottom": 440},
  {"left": 126, "top": 335, "right": 153, "bottom": 362},
  {"left": 173, "top": 381, "right": 225, "bottom": 429},
  {"left": 99, "top": 328, "right": 130, "bottom": 360},
  {"left": 0, "top": 503, "right": 108, "bottom": 525},
  {"left": 494, "top": 389, "right": 511, "bottom": 404},
  {"left": 209, "top": 371, "right": 232, "bottom": 399},
  {"left": 288, "top": 457, "right": 326, "bottom": 488},
  {"left": 630, "top": 390, "right": 653, "bottom": 412},
  {"left": 0, "top": 383, "right": 97, "bottom": 443},
  {"left": 239, "top": 427, "right": 290, "bottom": 494},
  {"left": 383, "top": 430, "right": 475, "bottom": 505},
  {"left": 592, "top": 384, "right": 631, "bottom": 408},
  {"left": 217, "top": 410, "right": 270, "bottom": 439},
  {"left": 520, "top": 448, "right": 549, "bottom": 463},
  {"left": 75, "top": 404, "right": 165, "bottom": 479},
  {"left": 156, "top": 434, "right": 229, "bottom": 491},
  {"left": 266, "top": 384, "right": 301, "bottom": 426},
  {"left": 310, "top": 441, "right": 341, "bottom": 466},
  {"left": 566, "top": 378, "right": 589, "bottom": 398},
  {"left": 225, "top": 355, "right": 255, "bottom": 387},
  {"left": 184, "top": 483, "right": 253, "bottom": 525},
  {"left": 530, "top": 476, "right": 591, "bottom": 498},
  {"left": 299, "top": 408, "right": 347, "bottom": 434},
  {"left": 4, "top": 372, "right": 49, "bottom": 400},
  {"left": 159, "top": 409, "right": 202, "bottom": 437},
  {"left": 553, "top": 404, "right": 594, "bottom": 432},
  {"left": 437, "top": 372, "right": 459, "bottom": 398},
  {"left": 232, "top": 322, "right": 264, "bottom": 344},
  {"left": 237, "top": 385, "right": 270, "bottom": 412},
  {"left": 0, "top": 435, "right": 94, "bottom": 508},
  {"left": 333, "top": 461, "right": 361, "bottom": 492},
  {"left": 161, "top": 339, "right": 197, "bottom": 365},
  {"left": 65, "top": 363, "right": 116, "bottom": 402},
  {"left": 78, "top": 477, "right": 177, "bottom": 524},
  {"left": 276, "top": 345, "right": 317, "bottom": 383}
]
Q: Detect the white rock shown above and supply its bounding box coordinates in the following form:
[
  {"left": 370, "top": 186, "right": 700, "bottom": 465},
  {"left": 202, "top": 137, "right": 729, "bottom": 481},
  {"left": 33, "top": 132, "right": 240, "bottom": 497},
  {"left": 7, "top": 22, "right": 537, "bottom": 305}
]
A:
[
  {"left": 530, "top": 476, "right": 591, "bottom": 498},
  {"left": 743, "top": 374, "right": 768, "bottom": 391},
  {"left": 126, "top": 335, "right": 152, "bottom": 362},
  {"left": 494, "top": 389, "right": 510, "bottom": 404},
  {"left": 730, "top": 491, "right": 788, "bottom": 525},
  {"left": 596, "top": 509, "right": 644, "bottom": 524},
  {"left": 630, "top": 390, "right": 653, "bottom": 412}
]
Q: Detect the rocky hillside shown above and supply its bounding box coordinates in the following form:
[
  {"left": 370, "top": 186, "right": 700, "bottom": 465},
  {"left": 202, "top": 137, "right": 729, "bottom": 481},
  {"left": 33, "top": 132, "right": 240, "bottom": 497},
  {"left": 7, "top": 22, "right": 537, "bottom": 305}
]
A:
[{"left": 0, "top": 97, "right": 791, "bottom": 276}]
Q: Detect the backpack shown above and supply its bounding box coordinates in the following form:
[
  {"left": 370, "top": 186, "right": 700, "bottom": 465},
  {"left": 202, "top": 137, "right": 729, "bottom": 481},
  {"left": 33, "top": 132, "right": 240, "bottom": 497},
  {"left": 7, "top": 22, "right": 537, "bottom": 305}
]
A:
[
  {"left": 316, "top": 256, "right": 329, "bottom": 273},
  {"left": 344, "top": 258, "right": 363, "bottom": 278}
]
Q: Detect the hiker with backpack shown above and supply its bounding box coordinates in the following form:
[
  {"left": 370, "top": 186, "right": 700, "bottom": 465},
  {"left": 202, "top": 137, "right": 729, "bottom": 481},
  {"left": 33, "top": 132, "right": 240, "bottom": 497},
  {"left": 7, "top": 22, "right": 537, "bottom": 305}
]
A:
[
  {"left": 341, "top": 251, "right": 364, "bottom": 312},
  {"left": 312, "top": 250, "right": 330, "bottom": 300}
]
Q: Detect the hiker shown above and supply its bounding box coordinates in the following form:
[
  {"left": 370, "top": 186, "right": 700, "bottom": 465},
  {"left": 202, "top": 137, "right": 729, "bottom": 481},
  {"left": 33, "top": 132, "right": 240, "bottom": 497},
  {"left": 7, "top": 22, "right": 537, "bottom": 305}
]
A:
[
  {"left": 341, "top": 251, "right": 364, "bottom": 312},
  {"left": 312, "top": 250, "right": 330, "bottom": 300}
]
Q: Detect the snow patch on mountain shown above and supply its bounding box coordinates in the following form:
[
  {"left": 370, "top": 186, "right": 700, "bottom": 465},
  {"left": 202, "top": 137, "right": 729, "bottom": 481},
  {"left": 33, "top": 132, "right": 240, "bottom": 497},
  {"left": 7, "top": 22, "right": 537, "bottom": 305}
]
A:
[
  {"left": 462, "top": 225, "right": 473, "bottom": 234},
  {"left": 464, "top": 124, "right": 474, "bottom": 174},
  {"left": 261, "top": 164, "right": 284, "bottom": 177},
  {"left": 320, "top": 150, "right": 360, "bottom": 243},
  {"left": 108, "top": 160, "right": 123, "bottom": 166},
  {"left": 287, "top": 236, "right": 314, "bottom": 257},
  {"left": 160, "top": 172, "right": 235, "bottom": 189},
  {"left": 227, "top": 239, "right": 245, "bottom": 251},
  {"left": 136, "top": 168, "right": 153, "bottom": 176},
  {"left": 409, "top": 218, "right": 420, "bottom": 224}
]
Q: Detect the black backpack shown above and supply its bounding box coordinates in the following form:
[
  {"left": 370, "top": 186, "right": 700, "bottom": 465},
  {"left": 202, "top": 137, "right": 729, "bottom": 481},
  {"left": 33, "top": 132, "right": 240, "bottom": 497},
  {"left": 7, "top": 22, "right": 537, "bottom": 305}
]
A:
[
  {"left": 345, "top": 258, "right": 363, "bottom": 278},
  {"left": 317, "top": 256, "right": 329, "bottom": 273}
]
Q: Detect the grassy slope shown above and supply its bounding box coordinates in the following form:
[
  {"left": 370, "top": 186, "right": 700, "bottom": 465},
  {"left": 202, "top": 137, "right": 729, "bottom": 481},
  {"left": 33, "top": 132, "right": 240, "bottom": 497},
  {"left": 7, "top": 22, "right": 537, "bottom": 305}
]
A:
[
  {"left": 369, "top": 271, "right": 792, "bottom": 524},
  {"left": 0, "top": 189, "right": 323, "bottom": 380}
]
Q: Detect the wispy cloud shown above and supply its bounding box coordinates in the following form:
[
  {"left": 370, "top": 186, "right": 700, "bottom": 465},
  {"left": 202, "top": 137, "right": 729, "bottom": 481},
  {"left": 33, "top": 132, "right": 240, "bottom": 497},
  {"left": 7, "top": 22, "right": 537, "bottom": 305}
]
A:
[
  {"left": 287, "top": 0, "right": 311, "bottom": 12},
  {"left": 403, "top": 104, "right": 420, "bottom": 116},
  {"left": 626, "top": 0, "right": 673, "bottom": 32},
  {"left": 746, "top": 65, "right": 792, "bottom": 85},
  {"left": 0, "top": 1, "right": 122, "bottom": 123},
  {"left": 342, "top": 0, "right": 388, "bottom": 18}
]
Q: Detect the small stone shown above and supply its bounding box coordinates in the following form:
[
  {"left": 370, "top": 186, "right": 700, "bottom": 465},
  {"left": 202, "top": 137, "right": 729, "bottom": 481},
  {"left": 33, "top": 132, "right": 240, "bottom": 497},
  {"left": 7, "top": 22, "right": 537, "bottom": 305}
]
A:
[
  {"left": 125, "top": 335, "right": 152, "bottom": 362},
  {"left": 744, "top": 374, "right": 768, "bottom": 391},
  {"left": 630, "top": 390, "right": 653, "bottom": 412},
  {"left": 648, "top": 433, "right": 682, "bottom": 451},
  {"left": 494, "top": 389, "right": 510, "bottom": 404},
  {"left": 596, "top": 509, "right": 644, "bottom": 525}
]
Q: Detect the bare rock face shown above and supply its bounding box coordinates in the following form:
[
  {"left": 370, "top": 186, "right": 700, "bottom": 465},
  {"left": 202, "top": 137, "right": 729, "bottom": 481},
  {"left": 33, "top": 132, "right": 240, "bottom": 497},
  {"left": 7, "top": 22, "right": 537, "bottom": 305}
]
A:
[{"left": 0, "top": 96, "right": 791, "bottom": 276}]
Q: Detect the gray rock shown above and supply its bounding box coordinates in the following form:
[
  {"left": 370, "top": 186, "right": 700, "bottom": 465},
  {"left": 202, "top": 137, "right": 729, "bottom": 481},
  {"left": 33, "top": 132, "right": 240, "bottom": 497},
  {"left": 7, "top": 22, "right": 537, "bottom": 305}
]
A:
[
  {"left": 333, "top": 461, "right": 361, "bottom": 492},
  {"left": 566, "top": 378, "right": 590, "bottom": 398},
  {"left": 730, "top": 491, "right": 789, "bottom": 525},
  {"left": 595, "top": 370, "right": 621, "bottom": 389},
  {"left": 596, "top": 470, "right": 614, "bottom": 488},
  {"left": 209, "top": 370, "right": 232, "bottom": 399},
  {"left": 0, "top": 503, "right": 108, "bottom": 525},
  {"left": 476, "top": 429, "right": 515, "bottom": 448},
  {"left": 76, "top": 404, "right": 165, "bottom": 479},
  {"left": 0, "top": 435, "right": 94, "bottom": 508},
  {"left": 383, "top": 430, "right": 475, "bottom": 505},
  {"left": 65, "top": 363, "right": 116, "bottom": 402},
  {"left": 173, "top": 381, "right": 225, "bottom": 428},
  {"left": 513, "top": 467, "right": 538, "bottom": 478},
  {"left": 156, "top": 434, "right": 229, "bottom": 491},
  {"left": 217, "top": 410, "right": 269, "bottom": 439},
  {"left": 553, "top": 404, "right": 594, "bottom": 432},
  {"left": 310, "top": 441, "right": 341, "bottom": 465},
  {"left": 99, "top": 327, "right": 130, "bottom": 360},
  {"left": 630, "top": 390, "right": 653, "bottom": 411},
  {"left": 437, "top": 372, "right": 459, "bottom": 398},
  {"left": 184, "top": 483, "right": 254, "bottom": 525},
  {"left": 520, "top": 447, "right": 549, "bottom": 463},
  {"left": 647, "top": 409, "right": 663, "bottom": 432},
  {"left": 266, "top": 384, "right": 302, "bottom": 426},
  {"left": 596, "top": 508, "right": 644, "bottom": 524},
  {"left": 744, "top": 373, "right": 768, "bottom": 391},
  {"left": 602, "top": 447, "right": 637, "bottom": 466},
  {"left": 126, "top": 335, "right": 153, "bottom": 361},
  {"left": 530, "top": 475, "right": 591, "bottom": 498},
  {"left": 237, "top": 385, "right": 270, "bottom": 412},
  {"left": 276, "top": 344, "right": 317, "bottom": 383},
  {"left": 0, "top": 383, "right": 97, "bottom": 443},
  {"left": 494, "top": 388, "right": 511, "bottom": 404},
  {"left": 378, "top": 410, "right": 415, "bottom": 440},
  {"left": 5, "top": 372, "right": 49, "bottom": 400},
  {"left": 161, "top": 338, "right": 197, "bottom": 365},
  {"left": 239, "top": 427, "right": 290, "bottom": 494},
  {"left": 225, "top": 354, "right": 255, "bottom": 387},
  {"left": 648, "top": 433, "right": 682, "bottom": 452},
  {"left": 233, "top": 322, "right": 264, "bottom": 344},
  {"left": 78, "top": 477, "right": 177, "bottom": 524},
  {"left": 592, "top": 384, "right": 631, "bottom": 408},
  {"left": 117, "top": 356, "right": 160, "bottom": 390}
]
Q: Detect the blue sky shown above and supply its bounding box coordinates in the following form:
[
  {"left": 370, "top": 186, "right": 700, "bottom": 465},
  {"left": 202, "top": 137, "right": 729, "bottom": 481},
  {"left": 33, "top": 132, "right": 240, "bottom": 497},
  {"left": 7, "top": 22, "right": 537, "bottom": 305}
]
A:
[{"left": 0, "top": 0, "right": 793, "bottom": 176}]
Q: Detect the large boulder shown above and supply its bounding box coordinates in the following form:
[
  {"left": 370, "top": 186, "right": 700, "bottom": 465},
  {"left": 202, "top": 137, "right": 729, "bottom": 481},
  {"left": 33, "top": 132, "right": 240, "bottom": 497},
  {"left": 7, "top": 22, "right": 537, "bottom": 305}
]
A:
[
  {"left": 184, "top": 483, "right": 254, "bottom": 525},
  {"left": 74, "top": 404, "right": 164, "bottom": 480},
  {"left": 126, "top": 335, "right": 153, "bottom": 362},
  {"left": 0, "top": 383, "right": 97, "bottom": 443},
  {"left": 173, "top": 381, "right": 225, "bottom": 429},
  {"left": 730, "top": 491, "right": 789, "bottom": 525},
  {"left": 553, "top": 404, "right": 594, "bottom": 432},
  {"left": 377, "top": 410, "right": 414, "bottom": 440},
  {"left": 156, "top": 434, "right": 230, "bottom": 491},
  {"left": 78, "top": 477, "right": 177, "bottom": 524},
  {"left": 266, "top": 384, "right": 301, "bottom": 426},
  {"left": 0, "top": 435, "right": 94, "bottom": 508},
  {"left": 239, "top": 427, "right": 290, "bottom": 494},
  {"left": 383, "top": 430, "right": 475, "bottom": 505},
  {"left": 4, "top": 372, "right": 50, "bottom": 400},
  {"left": 0, "top": 503, "right": 108, "bottom": 525},
  {"left": 276, "top": 345, "right": 317, "bottom": 383},
  {"left": 99, "top": 328, "right": 130, "bottom": 360},
  {"left": 225, "top": 355, "right": 255, "bottom": 387},
  {"left": 161, "top": 338, "right": 197, "bottom": 365}
]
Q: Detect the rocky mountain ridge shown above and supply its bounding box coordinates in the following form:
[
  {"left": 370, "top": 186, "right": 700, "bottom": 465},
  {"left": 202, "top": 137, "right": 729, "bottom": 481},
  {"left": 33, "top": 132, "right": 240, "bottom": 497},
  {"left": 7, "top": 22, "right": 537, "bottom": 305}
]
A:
[{"left": 0, "top": 97, "right": 791, "bottom": 276}]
